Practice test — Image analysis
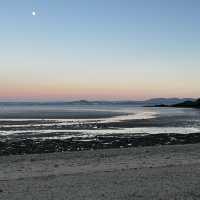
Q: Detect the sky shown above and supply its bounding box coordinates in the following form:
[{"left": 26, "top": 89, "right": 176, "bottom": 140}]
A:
[{"left": 0, "top": 0, "right": 200, "bottom": 101}]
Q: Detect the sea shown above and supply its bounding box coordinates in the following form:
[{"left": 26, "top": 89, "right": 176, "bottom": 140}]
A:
[{"left": 0, "top": 103, "right": 200, "bottom": 142}]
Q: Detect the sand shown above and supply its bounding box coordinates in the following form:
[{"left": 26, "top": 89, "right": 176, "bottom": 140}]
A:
[{"left": 1, "top": 144, "right": 200, "bottom": 199}]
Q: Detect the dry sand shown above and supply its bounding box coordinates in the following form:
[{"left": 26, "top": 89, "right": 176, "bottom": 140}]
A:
[{"left": 1, "top": 144, "right": 200, "bottom": 200}]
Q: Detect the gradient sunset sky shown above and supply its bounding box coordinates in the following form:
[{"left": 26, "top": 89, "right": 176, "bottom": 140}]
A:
[{"left": 0, "top": 0, "right": 200, "bottom": 101}]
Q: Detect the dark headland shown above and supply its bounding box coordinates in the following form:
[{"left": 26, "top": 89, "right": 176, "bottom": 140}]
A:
[{"left": 153, "top": 98, "right": 200, "bottom": 108}]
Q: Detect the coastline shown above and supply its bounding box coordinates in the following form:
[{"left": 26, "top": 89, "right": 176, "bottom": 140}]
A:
[
  {"left": 1, "top": 111, "right": 200, "bottom": 156},
  {"left": 1, "top": 132, "right": 200, "bottom": 156},
  {"left": 1, "top": 143, "right": 200, "bottom": 199}
]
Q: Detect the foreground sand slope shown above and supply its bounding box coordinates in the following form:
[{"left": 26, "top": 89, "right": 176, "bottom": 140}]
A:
[{"left": 1, "top": 144, "right": 200, "bottom": 199}]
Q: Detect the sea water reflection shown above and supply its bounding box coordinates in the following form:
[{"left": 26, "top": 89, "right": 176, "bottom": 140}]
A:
[{"left": 0, "top": 105, "right": 200, "bottom": 141}]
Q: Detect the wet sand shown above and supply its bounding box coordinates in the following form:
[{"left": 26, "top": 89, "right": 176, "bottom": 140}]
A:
[
  {"left": 1, "top": 113, "right": 200, "bottom": 156},
  {"left": 1, "top": 143, "right": 200, "bottom": 199}
]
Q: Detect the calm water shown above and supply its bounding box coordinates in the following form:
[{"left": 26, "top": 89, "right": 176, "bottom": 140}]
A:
[{"left": 0, "top": 104, "right": 200, "bottom": 141}]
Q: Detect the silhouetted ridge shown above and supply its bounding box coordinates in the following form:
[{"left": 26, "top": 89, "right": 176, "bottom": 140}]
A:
[
  {"left": 173, "top": 99, "right": 200, "bottom": 108},
  {"left": 153, "top": 98, "right": 200, "bottom": 108},
  {"left": 173, "top": 98, "right": 200, "bottom": 108},
  {"left": 0, "top": 98, "right": 195, "bottom": 106}
]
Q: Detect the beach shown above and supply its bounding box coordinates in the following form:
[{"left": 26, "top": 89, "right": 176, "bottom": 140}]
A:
[
  {"left": 1, "top": 105, "right": 200, "bottom": 199},
  {"left": 2, "top": 0, "right": 200, "bottom": 198},
  {"left": 1, "top": 143, "right": 200, "bottom": 199},
  {"left": 0, "top": 105, "right": 200, "bottom": 156}
]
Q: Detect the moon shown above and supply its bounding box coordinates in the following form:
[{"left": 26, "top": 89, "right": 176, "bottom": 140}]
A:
[{"left": 32, "top": 11, "right": 36, "bottom": 16}]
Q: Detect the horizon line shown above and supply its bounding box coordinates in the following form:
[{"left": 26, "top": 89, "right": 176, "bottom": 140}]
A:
[{"left": 0, "top": 97, "right": 196, "bottom": 103}]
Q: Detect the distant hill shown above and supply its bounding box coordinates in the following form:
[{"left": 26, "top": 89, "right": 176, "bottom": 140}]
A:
[
  {"left": 0, "top": 98, "right": 195, "bottom": 106},
  {"left": 172, "top": 99, "right": 200, "bottom": 108},
  {"left": 143, "top": 98, "right": 194, "bottom": 106}
]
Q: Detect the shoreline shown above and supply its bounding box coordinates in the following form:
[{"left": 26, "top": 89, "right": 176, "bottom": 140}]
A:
[
  {"left": 1, "top": 107, "right": 200, "bottom": 156},
  {"left": 1, "top": 132, "right": 200, "bottom": 156}
]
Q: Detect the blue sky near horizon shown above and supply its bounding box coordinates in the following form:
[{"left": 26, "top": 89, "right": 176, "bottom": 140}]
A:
[{"left": 0, "top": 0, "right": 200, "bottom": 100}]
